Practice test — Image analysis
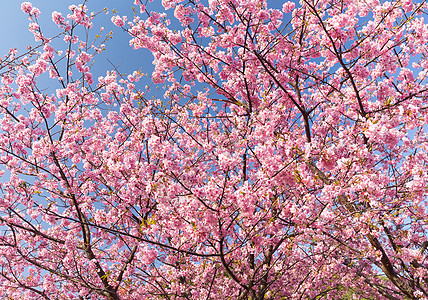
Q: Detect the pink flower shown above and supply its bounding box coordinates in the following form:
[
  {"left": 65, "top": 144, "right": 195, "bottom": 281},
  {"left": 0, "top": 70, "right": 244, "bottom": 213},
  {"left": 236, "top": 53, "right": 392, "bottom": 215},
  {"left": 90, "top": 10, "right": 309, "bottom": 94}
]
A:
[
  {"left": 282, "top": 1, "right": 295, "bottom": 13},
  {"left": 30, "top": 7, "right": 40, "bottom": 17},
  {"left": 111, "top": 15, "right": 125, "bottom": 27},
  {"left": 21, "top": 2, "right": 32, "bottom": 14},
  {"left": 28, "top": 22, "right": 39, "bottom": 32},
  {"left": 29, "top": 58, "right": 48, "bottom": 76},
  {"left": 402, "top": 0, "right": 414, "bottom": 12},
  {"left": 52, "top": 11, "right": 65, "bottom": 25}
]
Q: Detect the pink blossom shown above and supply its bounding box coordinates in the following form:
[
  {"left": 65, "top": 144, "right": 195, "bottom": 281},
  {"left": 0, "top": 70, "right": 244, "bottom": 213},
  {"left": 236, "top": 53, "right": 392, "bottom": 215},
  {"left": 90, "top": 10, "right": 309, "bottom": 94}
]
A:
[
  {"left": 21, "top": 2, "right": 32, "bottom": 14},
  {"left": 3, "top": 1, "right": 428, "bottom": 299},
  {"left": 28, "top": 22, "right": 39, "bottom": 32},
  {"left": 52, "top": 11, "right": 65, "bottom": 25},
  {"left": 282, "top": 1, "right": 295, "bottom": 13},
  {"left": 30, "top": 7, "right": 40, "bottom": 17},
  {"left": 111, "top": 15, "right": 125, "bottom": 27}
]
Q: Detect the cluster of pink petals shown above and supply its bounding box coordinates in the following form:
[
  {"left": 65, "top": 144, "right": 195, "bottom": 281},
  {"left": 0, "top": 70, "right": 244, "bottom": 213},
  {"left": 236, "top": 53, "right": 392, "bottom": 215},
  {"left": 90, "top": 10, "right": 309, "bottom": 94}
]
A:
[{"left": 0, "top": 0, "right": 428, "bottom": 299}]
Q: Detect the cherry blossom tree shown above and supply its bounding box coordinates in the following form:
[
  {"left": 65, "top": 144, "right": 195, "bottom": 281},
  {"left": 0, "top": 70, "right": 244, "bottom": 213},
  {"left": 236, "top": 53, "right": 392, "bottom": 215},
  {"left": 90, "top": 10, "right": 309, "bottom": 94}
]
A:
[{"left": 1, "top": 0, "right": 428, "bottom": 299}]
